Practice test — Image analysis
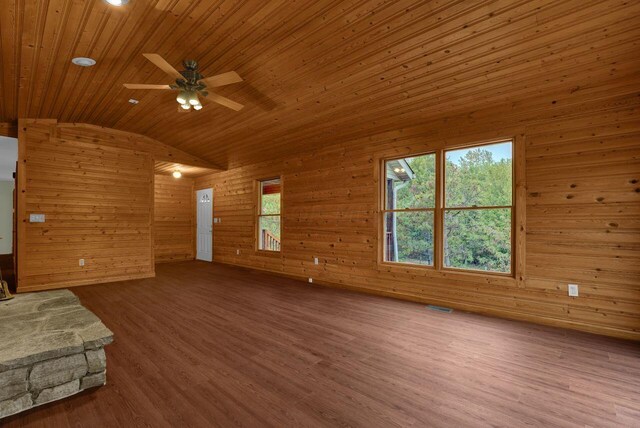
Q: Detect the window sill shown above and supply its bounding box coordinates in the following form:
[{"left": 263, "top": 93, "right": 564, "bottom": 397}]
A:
[
  {"left": 255, "top": 250, "right": 283, "bottom": 258},
  {"left": 377, "top": 261, "right": 517, "bottom": 287}
]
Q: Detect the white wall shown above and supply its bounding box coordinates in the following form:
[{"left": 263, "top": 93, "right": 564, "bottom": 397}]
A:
[
  {"left": 0, "top": 137, "right": 17, "bottom": 254},
  {"left": 0, "top": 137, "right": 17, "bottom": 181},
  {"left": 0, "top": 181, "right": 14, "bottom": 254}
]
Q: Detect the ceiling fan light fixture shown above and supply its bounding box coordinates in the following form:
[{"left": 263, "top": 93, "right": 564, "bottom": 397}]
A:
[
  {"left": 188, "top": 92, "right": 200, "bottom": 106},
  {"left": 180, "top": 103, "right": 191, "bottom": 110},
  {"left": 176, "top": 91, "right": 187, "bottom": 105},
  {"left": 193, "top": 104, "right": 202, "bottom": 110},
  {"left": 172, "top": 170, "right": 182, "bottom": 179}
]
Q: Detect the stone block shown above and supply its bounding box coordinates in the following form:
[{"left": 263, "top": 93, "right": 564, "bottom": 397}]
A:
[
  {"left": 0, "top": 289, "right": 112, "bottom": 418},
  {"left": 81, "top": 371, "right": 106, "bottom": 390},
  {"left": 29, "top": 354, "right": 87, "bottom": 391},
  {"left": 86, "top": 348, "right": 106, "bottom": 373},
  {"left": 34, "top": 379, "right": 80, "bottom": 405},
  {"left": 0, "top": 393, "right": 32, "bottom": 419},
  {"left": 0, "top": 290, "right": 112, "bottom": 371},
  {"left": 0, "top": 367, "right": 28, "bottom": 401}
]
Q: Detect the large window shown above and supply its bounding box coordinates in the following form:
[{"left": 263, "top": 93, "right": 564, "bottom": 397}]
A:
[
  {"left": 383, "top": 154, "right": 436, "bottom": 265},
  {"left": 258, "top": 178, "right": 281, "bottom": 252},
  {"left": 382, "top": 140, "right": 514, "bottom": 275}
]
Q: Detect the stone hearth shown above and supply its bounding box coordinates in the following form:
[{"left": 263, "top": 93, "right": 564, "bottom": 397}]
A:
[{"left": 0, "top": 289, "right": 113, "bottom": 419}]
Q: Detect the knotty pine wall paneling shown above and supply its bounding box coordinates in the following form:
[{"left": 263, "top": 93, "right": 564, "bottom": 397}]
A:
[
  {"left": 195, "top": 83, "right": 640, "bottom": 340},
  {"left": 154, "top": 174, "right": 195, "bottom": 263},
  {"left": 17, "top": 119, "right": 156, "bottom": 291}
]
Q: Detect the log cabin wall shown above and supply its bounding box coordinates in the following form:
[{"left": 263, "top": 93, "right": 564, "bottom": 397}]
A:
[
  {"left": 17, "top": 119, "right": 156, "bottom": 292},
  {"left": 195, "top": 83, "right": 640, "bottom": 340},
  {"left": 154, "top": 174, "right": 195, "bottom": 263}
]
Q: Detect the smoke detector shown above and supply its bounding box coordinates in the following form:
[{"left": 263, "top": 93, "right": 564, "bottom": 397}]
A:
[{"left": 71, "top": 57, "right": 96, "bottom": 67}]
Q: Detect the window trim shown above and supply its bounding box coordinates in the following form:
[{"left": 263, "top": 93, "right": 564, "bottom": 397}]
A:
[
  {"left": 378, "top": 137, "right": 523, "bottom": 279},
  {"left": 256, "top": 176, "right": 282, "bottom": 254},
  {"left": 381, "top": 150, "right": 437, "bottom": 268}
]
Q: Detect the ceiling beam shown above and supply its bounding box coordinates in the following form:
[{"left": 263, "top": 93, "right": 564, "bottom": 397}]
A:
[{"left": 0, "top": 122, "right": 18, "bottom": 138}]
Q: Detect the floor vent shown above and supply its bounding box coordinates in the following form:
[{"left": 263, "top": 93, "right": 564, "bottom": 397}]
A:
[{"left": 427, "top": 305, "right": 453, "bottom": 313}]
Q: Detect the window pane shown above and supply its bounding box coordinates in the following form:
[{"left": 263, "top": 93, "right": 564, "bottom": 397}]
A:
[
  {"left": 445, "top": 141, "right": 512, "bottom": 207},
  {"left": 385, "top": 154, "right": 436, "bottom": 209},
  {"left": 261, "top": 179, "right": 281, "bottom": 214},
  {"left": 259, "top": 216, "right": 281, "bottom": 251},
  {"left": 384, "top": 211, "right": 434, "bottom": 265},
  {"left": 444, "top": 208, "right": 511, "bottom": 273}
]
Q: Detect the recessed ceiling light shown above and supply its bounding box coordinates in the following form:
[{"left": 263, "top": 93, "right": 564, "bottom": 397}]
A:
[
  {"left": 105, "top": 0, "right": 129, "bottom": 5},
  {"left": 71, "top": 57, "right": 96, "bottom": 67},
  {"left": 172, "top": 170, "right": 182, "bottom": 179},
  {"left": 128, "top": 99, "right": 139, "bottom": 105}
]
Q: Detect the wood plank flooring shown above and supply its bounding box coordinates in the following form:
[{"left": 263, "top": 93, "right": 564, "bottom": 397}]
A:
[{"left": 4, "top": 261, "right": 640, "bottom": 427}]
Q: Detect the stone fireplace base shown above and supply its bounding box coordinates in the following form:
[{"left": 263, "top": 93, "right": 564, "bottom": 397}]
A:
[{"left": 0, "top": 290, "right": 113, "bottom": 419}]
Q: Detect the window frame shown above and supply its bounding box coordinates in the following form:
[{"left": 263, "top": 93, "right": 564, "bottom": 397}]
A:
[
  {"left": 378, "top": 137, "right": 521, "bottom": 279},
  {"left": 256, "top": 177, "right": 282, "bottom": 253},
  {"left": 381, "top": 151, "right": 438, "bottom": 268}
]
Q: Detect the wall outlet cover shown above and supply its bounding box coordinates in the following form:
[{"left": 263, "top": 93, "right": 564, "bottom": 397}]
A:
[
  {"left": 308, "top": 278, "right": 313, "bottom": 283},
  {"left": 29, "top": 213, "right": 45, "bottom": 223}
]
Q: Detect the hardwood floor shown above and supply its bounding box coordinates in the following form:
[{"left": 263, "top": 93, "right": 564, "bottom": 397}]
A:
[{"left": 4, "top": 261, "right": 640, "bottom": 427}]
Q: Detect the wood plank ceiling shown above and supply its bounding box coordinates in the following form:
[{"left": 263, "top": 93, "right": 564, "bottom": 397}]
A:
[{"left": 1, "top": 0, "right": 639, "bottom": 169}]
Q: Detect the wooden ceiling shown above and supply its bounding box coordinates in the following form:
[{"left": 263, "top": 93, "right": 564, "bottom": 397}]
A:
[
  {"left": 1, "top": 0, "right": 639, "bottom": 168},
  {"left": 154, "top": 161, "right": 216, "bottom": 178}
]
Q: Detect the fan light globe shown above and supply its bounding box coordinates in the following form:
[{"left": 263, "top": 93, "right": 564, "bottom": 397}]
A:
[
  {"left": 188, "top": 94, "right": 200, "bottom": 106},
  {"left": 176, "top": 91, "right": 187, "bottom": 105},
  {"left": 180, "top": 103, "right": 191, "bottom": 110},
  {"left": 193, "top": 104, "right": 203, "bottom": 111},
  {"left": 172, "top": 170, "right": 182, "bottom": 179}
]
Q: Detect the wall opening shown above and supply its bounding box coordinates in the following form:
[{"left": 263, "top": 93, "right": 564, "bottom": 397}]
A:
[{"left": 0, "top": 136, "right": 18, "bottom": 291}]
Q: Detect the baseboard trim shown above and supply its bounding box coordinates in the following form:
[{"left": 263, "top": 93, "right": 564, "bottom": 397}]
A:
[{"left": 17, "top": 272, "right": 156, "bottom": 293}]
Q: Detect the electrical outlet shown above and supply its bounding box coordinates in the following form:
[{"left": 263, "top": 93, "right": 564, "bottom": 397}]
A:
[
  {"left": 236, "top": 249, "right": 240, "bottom": 255},
  {"left": 79, "top": 259, "right": 85, "bottom": 267},
  {"left": 308, "top": 278, "right": 313, "bottom": 283},
  {"left": 314, "top": 257, "right": 319, "bottom": 265},
  {"left": 568, "top": 283, "right": 579, "bottom": 297}
]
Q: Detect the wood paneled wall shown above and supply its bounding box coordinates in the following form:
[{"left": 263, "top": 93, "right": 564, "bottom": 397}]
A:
[
  {"left": 154, "top": 174, "right": 195, "bottom": 263},
  {"left": 195, "top": 81, "right": 640, "bottom": 340},
  {"left": 17, "top": 119, "right": 155, "bottom": 291}
]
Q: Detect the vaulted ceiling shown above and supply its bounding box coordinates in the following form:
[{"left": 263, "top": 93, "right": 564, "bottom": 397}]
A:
[{"left": 1, "top": 0, "right": 638, "bottom": 168}]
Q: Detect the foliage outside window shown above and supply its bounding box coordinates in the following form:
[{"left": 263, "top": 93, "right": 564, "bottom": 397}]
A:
[
  {"left": 383, "top": 154, "right": 436, "bottom": 265},
  {"left": 382, "top": 141, "right": 514, "bottom": 274},
  {"left": 258, "top": 178, "right": 281, "bottom": 251}
]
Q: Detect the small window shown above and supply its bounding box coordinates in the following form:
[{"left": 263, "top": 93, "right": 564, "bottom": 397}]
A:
[
  {"left": 382, "top": 154, "right": 436, "bottom": 265},
  {"left": 258, "top": 178, "right": 281, "bottom": 251},
  {"left": 444, "top": 142, "right": 513, "bottom": 273}
]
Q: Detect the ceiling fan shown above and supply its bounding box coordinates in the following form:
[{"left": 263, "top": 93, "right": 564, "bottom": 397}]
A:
[{"left": 123, "top": 53, "right": 244, "bottom": 112}]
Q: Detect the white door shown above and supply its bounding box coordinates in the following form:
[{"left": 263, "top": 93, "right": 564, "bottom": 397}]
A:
[{"left": 196, "top": 188, "right": 213, "bottom": 262}]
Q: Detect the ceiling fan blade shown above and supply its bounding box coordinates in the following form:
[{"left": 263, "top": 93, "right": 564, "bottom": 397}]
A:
[
  {"left": 123, "top": 84, "right": 172, "bottom": 90},
  {"left": 204, "top": 92, "right": 244, "bottom": 111},
  {"left": 199, "top": 71, "right": 243, "bottom": 88},
  {"left": 142, "top": 53, "right": 183, "bottom": 81}
]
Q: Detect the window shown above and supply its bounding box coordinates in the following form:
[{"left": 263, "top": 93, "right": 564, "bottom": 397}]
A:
[
  {"left": 258, "top": 178, "right": 281, "bottom": 251},
  {"left": 383, "top": 154, "right": 436, "bottom": 265},
  {"left": 382, "top": 140, "right": 514, "bottom": 275}
]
